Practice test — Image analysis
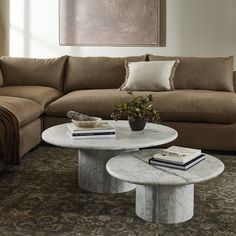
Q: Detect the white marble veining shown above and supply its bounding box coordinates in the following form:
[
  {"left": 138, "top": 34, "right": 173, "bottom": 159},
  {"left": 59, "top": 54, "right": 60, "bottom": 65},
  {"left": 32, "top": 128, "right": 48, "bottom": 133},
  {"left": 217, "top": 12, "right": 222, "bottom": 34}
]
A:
[
  {"left": 42, "top": 120, "right": 178, "bottom": 150},
  {"left": 42, "top": 121, "right": 177, "bottom": 193},
  {"left": 106, "top": 149, "right": 225, "bottom": 186},
  {"left": 78, "top": 149, "right": 136, "bottom": 193},
  {"left": 106, "top": 149, "right": 224, "bottom": 224},
  {"left": 136, "top": 184, "right": 194, "bottom": 224}
]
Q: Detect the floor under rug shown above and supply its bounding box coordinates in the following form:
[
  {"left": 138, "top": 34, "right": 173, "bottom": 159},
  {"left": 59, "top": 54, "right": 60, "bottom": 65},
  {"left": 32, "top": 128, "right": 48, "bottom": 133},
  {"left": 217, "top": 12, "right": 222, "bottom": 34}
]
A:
[{"left": 0, "top": 144, "right": 235, "bottom": 236}]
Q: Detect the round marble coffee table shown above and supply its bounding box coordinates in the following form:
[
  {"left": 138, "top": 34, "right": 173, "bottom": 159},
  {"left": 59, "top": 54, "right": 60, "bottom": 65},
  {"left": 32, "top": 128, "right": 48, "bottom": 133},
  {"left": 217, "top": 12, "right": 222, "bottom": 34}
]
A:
[
  {"left": 42, "top": 121, "right": 177, "bottom": 193},
  {"left": 106, "top": 149, "right": 224, "bottom": 224}
]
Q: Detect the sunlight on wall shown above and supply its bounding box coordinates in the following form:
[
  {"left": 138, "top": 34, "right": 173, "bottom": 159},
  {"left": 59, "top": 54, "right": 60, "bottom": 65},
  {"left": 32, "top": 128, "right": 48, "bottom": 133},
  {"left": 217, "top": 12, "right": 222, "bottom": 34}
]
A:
[
  {"left": 9, "top": 0, "right": 68, "bottom": 58},
  {"left": 8, "top": 0, "right": 236, "bottom": 69},
  {"left": 29, "top": 0, "right": 68, "bottom": 57},
  {"left": 9, "top": 0, "right": 25, "bottom": 56}
]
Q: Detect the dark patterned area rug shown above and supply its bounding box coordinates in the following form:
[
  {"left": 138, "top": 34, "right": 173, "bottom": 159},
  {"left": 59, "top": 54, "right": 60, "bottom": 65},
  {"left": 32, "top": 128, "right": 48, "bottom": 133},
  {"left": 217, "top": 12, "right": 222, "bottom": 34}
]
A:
[{"left": 0, "top": 144, "right": 235, "bottom": 236}]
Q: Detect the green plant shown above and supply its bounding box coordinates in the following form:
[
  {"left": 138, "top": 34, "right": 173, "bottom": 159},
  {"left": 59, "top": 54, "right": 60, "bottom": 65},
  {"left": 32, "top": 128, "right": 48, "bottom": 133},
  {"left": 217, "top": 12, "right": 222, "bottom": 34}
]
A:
[{"left": 111, "top": 91, "right": 160, "bottom": 123}]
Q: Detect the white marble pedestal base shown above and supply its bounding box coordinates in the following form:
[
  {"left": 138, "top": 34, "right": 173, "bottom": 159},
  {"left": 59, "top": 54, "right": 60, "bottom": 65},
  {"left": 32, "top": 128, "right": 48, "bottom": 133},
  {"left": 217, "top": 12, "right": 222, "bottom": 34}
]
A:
[
  {"left": 136, "top": 184, "right": 194, "bottom": 224},
  {"left": 78, "top": 149, "right": 136, "bottom": 193}
]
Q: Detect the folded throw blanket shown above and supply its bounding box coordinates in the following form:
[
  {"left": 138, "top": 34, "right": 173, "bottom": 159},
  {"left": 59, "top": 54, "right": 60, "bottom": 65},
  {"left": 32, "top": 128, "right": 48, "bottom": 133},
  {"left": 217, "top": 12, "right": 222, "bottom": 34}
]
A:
[{"left": 0, "top": 106, "right": 20, "bottom": 165}]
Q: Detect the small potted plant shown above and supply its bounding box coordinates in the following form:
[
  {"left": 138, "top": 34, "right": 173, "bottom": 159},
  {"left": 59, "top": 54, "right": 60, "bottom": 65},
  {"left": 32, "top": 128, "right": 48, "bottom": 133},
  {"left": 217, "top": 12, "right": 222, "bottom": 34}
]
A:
[{"left": 111, "top": 91, "right": 160, "bottom": 131}]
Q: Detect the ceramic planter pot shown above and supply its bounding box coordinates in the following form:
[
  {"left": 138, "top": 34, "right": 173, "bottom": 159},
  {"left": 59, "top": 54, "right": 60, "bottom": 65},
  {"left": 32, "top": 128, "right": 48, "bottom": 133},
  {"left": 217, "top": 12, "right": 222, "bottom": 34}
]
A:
[{"left": 128, "top": 118, "right": 146, "bottom": 131}]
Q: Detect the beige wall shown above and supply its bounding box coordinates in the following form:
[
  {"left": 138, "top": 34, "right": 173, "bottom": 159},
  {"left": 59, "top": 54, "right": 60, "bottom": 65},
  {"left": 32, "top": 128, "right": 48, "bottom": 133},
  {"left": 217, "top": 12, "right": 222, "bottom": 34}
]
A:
[
  {"left": 3, "top": 0, "right": 236, "bottom": 69},
  {"left": 0, "top": 0, "right": 9, "bottom": 55}
]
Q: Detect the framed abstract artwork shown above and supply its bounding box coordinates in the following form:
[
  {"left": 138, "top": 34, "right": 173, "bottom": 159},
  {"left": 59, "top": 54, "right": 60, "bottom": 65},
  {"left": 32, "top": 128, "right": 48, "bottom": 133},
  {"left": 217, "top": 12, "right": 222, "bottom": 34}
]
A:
[{"left": 59, "top": 0, "right": 160, "bottom": 46}]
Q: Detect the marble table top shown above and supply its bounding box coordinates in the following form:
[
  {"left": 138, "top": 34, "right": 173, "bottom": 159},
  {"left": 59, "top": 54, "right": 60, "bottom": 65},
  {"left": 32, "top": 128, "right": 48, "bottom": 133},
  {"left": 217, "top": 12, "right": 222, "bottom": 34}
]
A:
[
  {"left": 106, "top": 149, "right": 225, "bottom": 186},
  {"left": 42, "top": 120, "right": 177, "bottom": 150}
]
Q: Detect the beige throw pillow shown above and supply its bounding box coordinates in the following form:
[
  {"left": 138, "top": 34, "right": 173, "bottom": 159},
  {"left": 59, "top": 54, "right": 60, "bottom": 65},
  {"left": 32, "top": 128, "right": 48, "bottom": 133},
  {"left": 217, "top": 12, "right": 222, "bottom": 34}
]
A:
[{"left": 120, "top": 60, "right": 179, "bottom": 91}]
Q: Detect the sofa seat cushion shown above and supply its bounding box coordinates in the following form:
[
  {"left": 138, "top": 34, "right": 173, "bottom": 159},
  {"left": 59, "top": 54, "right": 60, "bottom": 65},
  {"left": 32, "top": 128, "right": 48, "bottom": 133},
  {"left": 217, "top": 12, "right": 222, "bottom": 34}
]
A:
[
  {"left": 154, "top": 90, "right": 236, "bottom": 124},
  {"left": 46, "top": 89, "right": 236, "bottom": 124},
  {"left": 0, "top": 96, "right": 43, "bottom": 127},
  {"left": 46, "top": 90, "right": 132, "bottom": 118},
  {"left": 0, "top": 86, "right": 63, "bottom": 108}
]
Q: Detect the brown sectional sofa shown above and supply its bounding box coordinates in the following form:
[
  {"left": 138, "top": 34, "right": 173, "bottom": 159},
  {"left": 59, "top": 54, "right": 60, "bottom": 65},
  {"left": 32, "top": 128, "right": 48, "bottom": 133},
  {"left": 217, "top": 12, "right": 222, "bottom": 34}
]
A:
[{"left": 0, "top": 54, "right": 235, "bottom": 168}]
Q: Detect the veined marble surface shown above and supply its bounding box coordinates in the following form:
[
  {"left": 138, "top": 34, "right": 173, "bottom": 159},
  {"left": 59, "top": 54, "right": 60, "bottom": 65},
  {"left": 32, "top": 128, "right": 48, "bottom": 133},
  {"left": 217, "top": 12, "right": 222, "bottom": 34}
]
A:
[
  {"left": 106, "top": 149, "right": 225, "bottom": 186},
  {"left": 42, "top": 121, "right": 177, "bottom": 150},
  {"left": 136, "top": 184, "right": 194, "bottom": 223},
  {"left": 78, "top": 149, "right": 136, "bottom": 193}
]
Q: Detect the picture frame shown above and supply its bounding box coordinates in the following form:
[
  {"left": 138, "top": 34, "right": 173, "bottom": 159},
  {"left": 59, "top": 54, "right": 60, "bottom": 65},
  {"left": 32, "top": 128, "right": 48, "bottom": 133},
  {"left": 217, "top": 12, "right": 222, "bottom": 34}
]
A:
[{"left": 59, "top": 0, "right": 160, "bottom": 46}]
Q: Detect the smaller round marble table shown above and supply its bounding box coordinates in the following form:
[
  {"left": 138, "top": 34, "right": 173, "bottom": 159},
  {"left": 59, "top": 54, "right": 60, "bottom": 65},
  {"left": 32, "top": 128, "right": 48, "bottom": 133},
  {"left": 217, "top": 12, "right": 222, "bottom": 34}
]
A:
[
  {"left": 106, "top": 149, "right": 224, "bottom": 224},
  {"left": 42, "top": 121, "right": 177, "bottom": 194}
]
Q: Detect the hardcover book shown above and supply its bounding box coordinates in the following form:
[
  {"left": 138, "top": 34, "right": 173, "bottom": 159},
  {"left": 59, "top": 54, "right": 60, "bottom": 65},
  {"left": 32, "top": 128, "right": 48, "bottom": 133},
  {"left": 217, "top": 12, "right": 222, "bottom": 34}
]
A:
[
  {"left": 153, "top": 146, "right": 202, "bottom": 164},
  {"left": 67, "top": 121, "right": 116, "bottom": 139},
  {"left": 67, "top": 131, "right": 116, "bottom": 139},
  {"left": 67, "top": 121, "right": 116, "bottom": 134},
  {"left": 149, "top": 154, "right": 205, "bottom": 170}
]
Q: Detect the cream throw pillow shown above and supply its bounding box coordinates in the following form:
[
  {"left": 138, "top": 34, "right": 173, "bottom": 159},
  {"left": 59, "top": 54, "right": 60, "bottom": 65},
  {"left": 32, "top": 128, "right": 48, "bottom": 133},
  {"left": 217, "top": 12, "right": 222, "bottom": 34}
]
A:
[{"left": 120, "top": 60, "right": 179, "bottom": 91}]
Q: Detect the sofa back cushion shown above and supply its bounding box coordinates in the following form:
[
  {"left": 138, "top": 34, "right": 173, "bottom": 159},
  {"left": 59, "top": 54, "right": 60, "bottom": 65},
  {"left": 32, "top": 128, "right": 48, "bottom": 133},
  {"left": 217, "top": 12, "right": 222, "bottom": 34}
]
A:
[
  {"left": 0, "top": 56, "right": 67, "bottom": 90},
  {"left": 64, "top": 55, "right": 146, "bottom": 92},
  {"left": 149, "top": 55, "right": 234, "bottom": 92}
]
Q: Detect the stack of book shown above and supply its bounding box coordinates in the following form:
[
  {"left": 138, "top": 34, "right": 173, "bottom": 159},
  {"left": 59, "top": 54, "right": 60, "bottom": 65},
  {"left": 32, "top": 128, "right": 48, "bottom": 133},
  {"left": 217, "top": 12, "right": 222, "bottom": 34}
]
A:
[
  {"left": 67, "top": 121, "right": 116, "bottom": 139},
  {"left": 149, "top": 146, "right": 205, "bottom": 170}
]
